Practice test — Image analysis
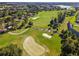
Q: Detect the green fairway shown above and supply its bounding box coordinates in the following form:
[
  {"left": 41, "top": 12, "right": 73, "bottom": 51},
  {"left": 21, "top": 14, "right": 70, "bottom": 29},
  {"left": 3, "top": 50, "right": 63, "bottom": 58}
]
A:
[
  {"left": 30, "top": 11, "right": 64, "bottom": 28},
  {"left": 1, "top": 2, "right": 79, "bottom": 56},
  {"left": 24, "top": 10, "right": 62, "bottom": 55},
  {"left": 0, "top": 33, "right": 24, "bottom": 48},
  {"left": 69, "top": 11, "right": 79, "bottom": 32},
  {"left": 0, "top": 10, "right": 63, "bottom": 55},
  {"left": 23, "top": 28, "right": 61, "bottom": 55}
]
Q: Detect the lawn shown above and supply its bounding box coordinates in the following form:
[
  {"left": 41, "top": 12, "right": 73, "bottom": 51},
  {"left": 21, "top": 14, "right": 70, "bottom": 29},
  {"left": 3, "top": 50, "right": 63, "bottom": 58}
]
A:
[
  {"left": 0, "top": 33, "right": 25, "bottom": 48},
  {"left": 24, "top": 10, "right": 63, "bottom": 55},
  {"left": 69, "top": 11, "right": 79, "bottom": 32},
  {"left": 0, "top": 10, "right": 64, "bottom": 56},
  {"left": 30, "top": 10, "right": 64, "bottom": 28},
  {"left": 23, "top": 28, "right": 61, "bottom": 55},
  {"left": 58, "top": 16, "right": 71, "bottom": 33}
]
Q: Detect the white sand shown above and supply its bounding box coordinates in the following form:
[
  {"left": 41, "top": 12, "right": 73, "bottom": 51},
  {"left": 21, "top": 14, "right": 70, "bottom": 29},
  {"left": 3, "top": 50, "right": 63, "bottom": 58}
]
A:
[
  {"left": 23, "top": 36, "right": 46, "bottom": 56},
  {"left": 42, "top": 33, "right": 52, "bottom": 39},
  {"left": 74, "top": 24, "right": 79, "bottom": 27},
  {"left": 32, "top": 16, "right": 39, "bottom": 20}
]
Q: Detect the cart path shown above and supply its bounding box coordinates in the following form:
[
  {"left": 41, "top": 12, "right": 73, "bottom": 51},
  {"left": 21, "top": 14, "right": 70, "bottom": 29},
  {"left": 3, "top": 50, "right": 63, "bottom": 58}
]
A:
[{"left": 8, "top": 28, "right": 29, "bottom": 35}]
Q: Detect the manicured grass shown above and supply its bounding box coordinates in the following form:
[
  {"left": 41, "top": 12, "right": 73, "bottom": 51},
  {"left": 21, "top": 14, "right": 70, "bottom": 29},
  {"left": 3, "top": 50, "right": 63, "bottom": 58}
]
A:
[
  {"left": 69, "top": 11, "right": 79, "bottom": 32},
  {"left": 23, "top": 28, "right": 61, "bottom": 55},
  {"left": 58, "top": 16, "right": 71, "bottom": 33},
  {"left": 74, "top": 26, "right": 79, "bottom": 32},
  {"left": 0, "top": 31, "right": 27, "bottom": 48},
  {"left": 0, "top": 10, "right": 64, "bottom": 55},
  {"left": 30, "top": 10, "right": 64, "bottom": 28},
  {"left": 23, "top": 10, "right": 64, "bottom": 55},
  {"left": 0, "top": 33, "right": 17, "bottom": 47},
  {"left": 70, "top": 12, "right": 78, "bottom": 24}
]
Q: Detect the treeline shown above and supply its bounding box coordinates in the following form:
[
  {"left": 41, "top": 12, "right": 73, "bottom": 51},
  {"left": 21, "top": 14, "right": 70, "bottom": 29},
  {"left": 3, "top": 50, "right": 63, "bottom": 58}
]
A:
[
  {"left": 0, "top": 44, "right": 22, "bottom": 56},
  {"left": 60, "top": 30, "right": 79, "bottom": 56},
  {"left": 66, "top": 8, "right": 76, "bottom": 16},
  {"left": 48, "top": 11, "right": 66, "bottom": 31}
]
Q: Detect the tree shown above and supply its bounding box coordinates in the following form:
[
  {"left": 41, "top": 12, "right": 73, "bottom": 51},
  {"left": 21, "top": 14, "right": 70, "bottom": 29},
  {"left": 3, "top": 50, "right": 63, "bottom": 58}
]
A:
[
  {"left": 71, "top": 34, "right": 77, "bottom": 40},
  {"left": 60, "top": 29, "right": 79, "bottom": 56},
  {"left": 28, "top": 21, "right": 33, "bottom": 27},
  {"left": 0, "top": 44, "right": 22, "bottom": 56}
]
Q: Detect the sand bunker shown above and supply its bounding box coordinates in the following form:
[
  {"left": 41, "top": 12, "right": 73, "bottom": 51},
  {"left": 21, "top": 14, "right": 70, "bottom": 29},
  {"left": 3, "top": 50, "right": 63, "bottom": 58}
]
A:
[
  {"left": 74, "top": 24, "right": 79, "bottom": 27},
  {"left": 42, "top": 33, "right": 52, "bottom": 39},
  {"left": 23, "top": 36, "right": 46, "bottom": 56},
  {"left": 32, "top": 16, "right": 39, "bottom": 20}
]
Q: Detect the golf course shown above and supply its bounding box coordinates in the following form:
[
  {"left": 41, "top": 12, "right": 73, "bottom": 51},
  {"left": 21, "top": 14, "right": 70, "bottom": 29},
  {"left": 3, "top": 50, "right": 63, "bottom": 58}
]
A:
[
  {"left": 0, "top": 10, "right": 63, "bottom": 56},
  {"left": 0, "top": 2, "right": 79, "bottom": 56}
]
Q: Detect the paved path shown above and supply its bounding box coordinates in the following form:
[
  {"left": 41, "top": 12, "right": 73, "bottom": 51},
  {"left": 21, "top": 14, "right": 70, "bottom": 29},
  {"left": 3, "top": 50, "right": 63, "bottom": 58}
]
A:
[{"left": 8, "top": 28, "right": 29, "bottom": 35}]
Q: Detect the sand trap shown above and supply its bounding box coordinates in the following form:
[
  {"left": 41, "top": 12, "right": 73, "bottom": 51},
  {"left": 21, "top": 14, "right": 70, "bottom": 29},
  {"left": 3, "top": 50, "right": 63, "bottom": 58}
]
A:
[
  {"left": 23, "top": 36, "right": 46, "bottom": 56},
  {"left": 32, "top": 16, "right": 39, "bottom": 20},
  {"left": 74, "top": 24, "right": 79, "bottom": 27},
  {"left": 42, "top": 33, "right": 52, "bottom": 39}
]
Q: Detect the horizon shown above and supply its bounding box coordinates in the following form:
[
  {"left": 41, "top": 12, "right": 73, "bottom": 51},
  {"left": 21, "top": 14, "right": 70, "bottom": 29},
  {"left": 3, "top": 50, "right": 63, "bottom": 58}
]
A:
[{"left": 0, "top": 2, "right": 79, "bottom": 7}]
